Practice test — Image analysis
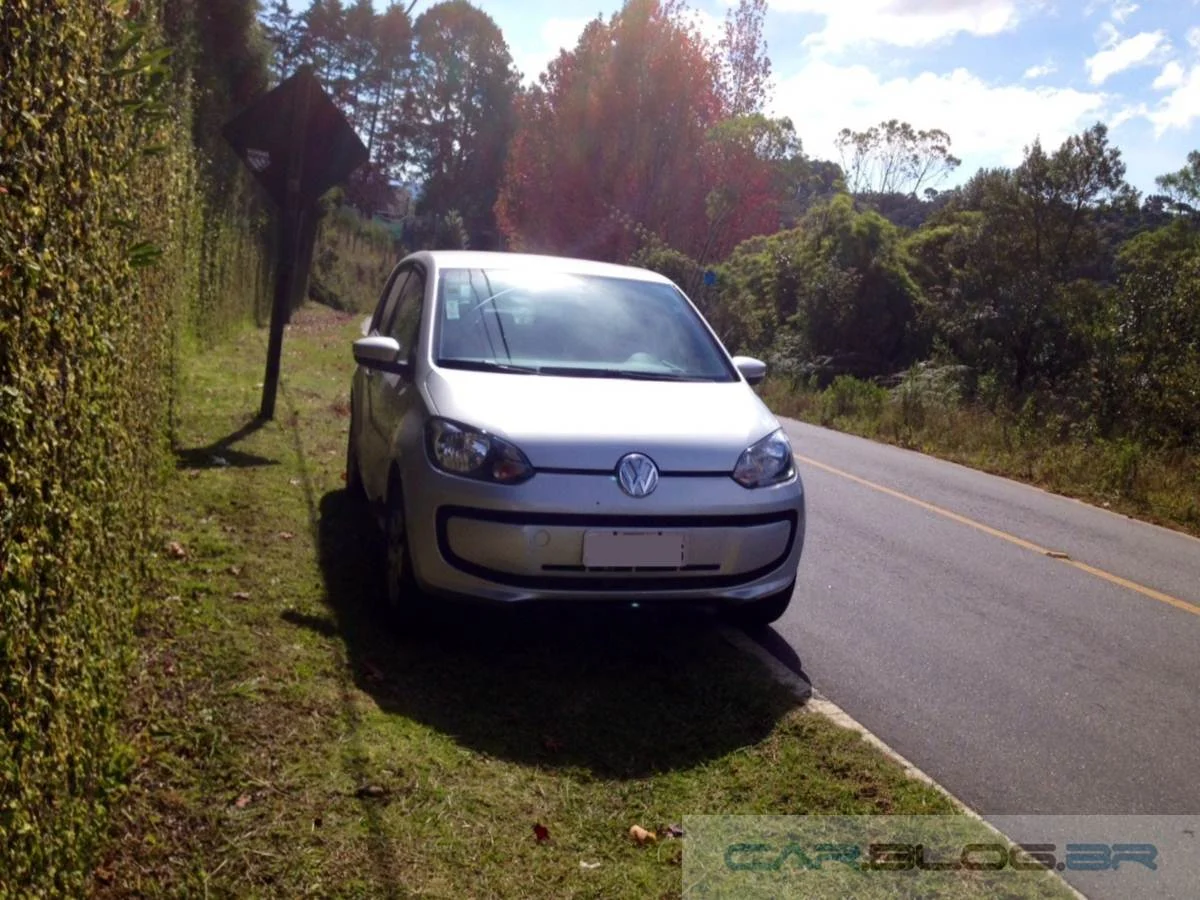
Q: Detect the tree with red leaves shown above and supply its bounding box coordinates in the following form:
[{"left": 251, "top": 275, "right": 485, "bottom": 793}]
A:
[{"left": 496, "top": 0, "right": 789, "bottom": 264}]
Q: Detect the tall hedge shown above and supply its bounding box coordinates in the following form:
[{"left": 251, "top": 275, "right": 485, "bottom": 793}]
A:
[{"left": 0, "top": 2, "right": 265, "bottom": 893}]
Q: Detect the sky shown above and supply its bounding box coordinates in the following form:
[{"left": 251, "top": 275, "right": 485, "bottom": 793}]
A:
[{"left": 324, "top": 0, "right": 1200, "bottom": 194}]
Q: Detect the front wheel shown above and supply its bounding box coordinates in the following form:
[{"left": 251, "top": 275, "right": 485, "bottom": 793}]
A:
[{"left": 722, "top": 580, "right": 795, "bottom": 627}]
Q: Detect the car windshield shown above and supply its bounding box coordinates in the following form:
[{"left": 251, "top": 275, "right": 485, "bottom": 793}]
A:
[{"left": 433, "top": 268, "right": 736, "bottom": 382}]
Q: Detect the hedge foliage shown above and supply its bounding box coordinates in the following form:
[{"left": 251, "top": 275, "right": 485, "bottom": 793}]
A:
[{"left": 1, "top": 2, "right": 267, "bottom": 893}]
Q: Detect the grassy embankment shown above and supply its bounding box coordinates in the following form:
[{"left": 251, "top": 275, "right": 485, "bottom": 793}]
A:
[{"left": 760, "top": 374, "right": 1200, "bottom": 537}]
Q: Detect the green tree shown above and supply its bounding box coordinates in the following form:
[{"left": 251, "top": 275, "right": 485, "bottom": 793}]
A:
[
  {"left": 262, "top": 0, "right": 304, "bottom": 82},
  {"left": 835, "top": 119, "right": 960, "bottom": 199},
  {"left": 910, "top": 124, "right": 1133, "bottom": 398},
  {"left": 408, "top": 0, "right": 520, "bottom": 248},
  {"left": 1155, "top": 149, "right": 1200, "bottom": 213},
  {"left": 714, "top": 194, "right": 924, "bottom": 375},
  {"left": 1104, "top": 218, "right": 1200, "bottom": 442},
  {"left": 362, "top": 2, "right": 414, "bottom": 171},
  {"left": 300, "top": 0, "right": 347, "bottom": 88}
]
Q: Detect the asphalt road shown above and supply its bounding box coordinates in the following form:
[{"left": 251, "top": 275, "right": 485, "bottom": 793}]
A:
[{"left": 767, "top": 419, "right": 1200, "bottom": 818}]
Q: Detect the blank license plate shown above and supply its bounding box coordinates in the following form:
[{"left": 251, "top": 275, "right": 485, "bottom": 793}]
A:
[{"left": 582, "top": 531, "right": 686, "bottom": 568}]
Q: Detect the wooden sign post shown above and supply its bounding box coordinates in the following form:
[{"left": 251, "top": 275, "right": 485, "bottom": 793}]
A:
[{"left": 222, "top": 66, "right": 369, "bottom": 420}]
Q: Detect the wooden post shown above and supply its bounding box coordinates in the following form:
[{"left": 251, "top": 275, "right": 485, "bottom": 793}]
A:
[
  {"left": 287, "top": 204, "right": 321, "bottom": 315},
  {"left": 259, "top": 70, "right": 314, "bottom": 421}
]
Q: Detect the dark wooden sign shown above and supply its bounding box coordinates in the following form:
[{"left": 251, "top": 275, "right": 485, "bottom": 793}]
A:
[{"left": 222, "top": 66, "right": 369, "bottom": 420}]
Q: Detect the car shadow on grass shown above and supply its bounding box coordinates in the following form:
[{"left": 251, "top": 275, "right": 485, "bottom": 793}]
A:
[{"left": 302, "top": 487, "right": 802, "bottom": 780}]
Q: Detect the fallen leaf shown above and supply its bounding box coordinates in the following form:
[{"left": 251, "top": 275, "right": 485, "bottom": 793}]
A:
[
  {"left": 278, "top": 531, "right": 295, "bottom": 540},
  {"left": 232, "top": 591, "right": 251, "bottom": 601},
  {"left": 533, "top": 823, "right": 551, "bottom": 843},
  {"left": 166, "top": 541, "right": 187, "bottom": 559},
  {"left": 355, "top": 784, "right": 388, "bottom": 800},
  {"left": 228, "top": 565, "right": 242, "bottom": 576},
  {"left": 660, "top": 824, "right": 685, "bottom": 839},
  {"left": 579, "top": 861, "right": 600, "bottom": 870},
  {"left": 1045, "top": 550, "right": 1070, "bottom": 560},
  {"left": 233, "top": 793, "right": 252, "bottom": 809},
  {"left": 289, "top": 478, "right": 301, "bottom": 487},
  {"left": 629, "top": 824, "right": 656, "bottom": 845}
]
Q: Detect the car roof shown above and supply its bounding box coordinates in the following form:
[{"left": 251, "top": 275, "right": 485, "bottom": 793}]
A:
[{"left": 408, "top": 250, "right": 676, "bottom": 286}]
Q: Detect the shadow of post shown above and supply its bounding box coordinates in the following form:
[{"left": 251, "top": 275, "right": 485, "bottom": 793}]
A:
[
  {"left": 174, "top": 416, "right": 278, "bottom": 469},
  {"left": 300, "top": 488, "right": 802, "bottom": 779}
]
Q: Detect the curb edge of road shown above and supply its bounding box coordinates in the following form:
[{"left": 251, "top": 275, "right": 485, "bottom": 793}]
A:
[{"left": 719, "top": 626, "right": 1090, "bottom": 900}]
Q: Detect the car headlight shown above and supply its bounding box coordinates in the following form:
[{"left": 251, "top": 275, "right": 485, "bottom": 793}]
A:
[
  {"left": 425, "top": 417, "right": 534, "bottom": 485},
  {"left": 732, "top": 428, "right": 794, "bottom": 488}
]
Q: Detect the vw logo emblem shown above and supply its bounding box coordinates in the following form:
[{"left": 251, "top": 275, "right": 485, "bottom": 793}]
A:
[{"left": 616, "top": 453, "right": 659, "bottom": 498}]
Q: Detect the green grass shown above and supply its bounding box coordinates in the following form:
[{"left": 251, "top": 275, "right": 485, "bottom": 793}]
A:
[
  {"left": 310, "top": 211, "right": 398, "bottom": 316},
  {"left": 761, "top": 377, "right": 1200, "bottom": 538},
  {"left": 93, "top": 306, "right": 1071, "bottom": 898}
]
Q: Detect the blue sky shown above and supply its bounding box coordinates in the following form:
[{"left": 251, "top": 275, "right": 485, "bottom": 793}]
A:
[{"left": 325, "top": 1, "right": 1200, "bottom": 193}]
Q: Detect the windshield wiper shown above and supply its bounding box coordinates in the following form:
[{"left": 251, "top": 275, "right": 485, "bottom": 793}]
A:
[
  {"left": 535, "top": 366, "right": 709, "bottom": 381},
  {"left": 438, "top": 358, "right": 539, "bottom": 374}
]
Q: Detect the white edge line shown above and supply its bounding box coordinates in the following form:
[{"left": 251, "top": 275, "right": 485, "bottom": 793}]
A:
[{"left": 719, "top": 626, "right": 1089, "bottom": 900}]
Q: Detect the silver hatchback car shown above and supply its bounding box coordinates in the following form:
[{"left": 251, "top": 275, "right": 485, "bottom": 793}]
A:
[{"left": 345, "top": 251, "right": 805, "bottom": 625}]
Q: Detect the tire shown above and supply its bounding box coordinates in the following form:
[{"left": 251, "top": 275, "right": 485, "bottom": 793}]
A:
[
  {"left": 345, "top": 397, "right": 364, "bottom": 500},
  {"left": 383, "top": 483, "right": 427, "bottom": 624},
  {"left": 722, "top": 580, "right": 795, "bottom": 628}
]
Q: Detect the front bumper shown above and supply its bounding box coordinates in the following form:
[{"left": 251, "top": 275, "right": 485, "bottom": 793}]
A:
[{"left": 400, "top": 459, "right": 806, "bottom": 604}]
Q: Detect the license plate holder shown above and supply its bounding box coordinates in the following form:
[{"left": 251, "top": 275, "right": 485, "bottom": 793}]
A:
[{"left": 582, "top": 530, "right": 686, "bottom": 569}]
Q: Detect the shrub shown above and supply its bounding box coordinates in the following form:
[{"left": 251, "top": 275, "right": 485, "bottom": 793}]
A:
[
  {"left": 819, "top": 375, "right": 888, "bottom": 424},
  {"left": 0, "top": 2, "right": 267, "bottom": 892}
]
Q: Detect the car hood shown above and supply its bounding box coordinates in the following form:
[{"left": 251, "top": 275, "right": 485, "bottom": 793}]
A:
[{"left": 424, "top": 368, "right": 780, "bottom": 471}]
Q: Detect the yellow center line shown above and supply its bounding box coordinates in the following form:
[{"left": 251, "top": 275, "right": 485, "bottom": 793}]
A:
[{"left": 794, "top": 452, "right": 1200, "bottom": 619}]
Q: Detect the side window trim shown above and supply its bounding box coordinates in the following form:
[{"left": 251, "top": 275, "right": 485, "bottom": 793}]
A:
[
  {"left": 385, "top": 265, "right": 427, "bottom": 361},
  {"left": 370, "top": 264, "right": 410, "bottom": 335}
]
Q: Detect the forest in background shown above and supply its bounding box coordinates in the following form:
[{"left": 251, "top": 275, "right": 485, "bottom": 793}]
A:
[{"left": 274, "top": 0, "right": 1199, "bottom": 521}]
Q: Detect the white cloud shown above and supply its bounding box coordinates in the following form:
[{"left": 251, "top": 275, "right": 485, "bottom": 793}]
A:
[
  {"left": 1189, "top": 27, "right": 1200, "bottom": 52},
  {"left": 1147, "top": 64, "right": 1200, "bottom": 135},
  {"left": 1085, "top": 30, "right": 1168, "bottom": 84},
  {"left": 770, "top": 0, "right": 1023, "bottom": 52},
  {"left": 1110, "top": 1, "right": 1138, "bottom": 23},
  {"left": 1023, "top": 62, "right": 1056, "bottom": 79},
  {"left": 1096, "top": 21, "right": 1121, "bottom": 49},
  {"left": 1152, "top": 61, "right": 1185, "bottom": 89},
  {"left": 1110, "top": 102, "right": 1147, "bottom": 128},
  {"left": 511, "top": 17, "right": 592, "bottom": 84},
  {"left": 770, "top": 62, "right": 1108, "bottom": 173}
]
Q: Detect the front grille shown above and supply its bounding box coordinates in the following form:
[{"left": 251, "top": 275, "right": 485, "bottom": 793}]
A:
[{"left": 435, "top": 505, "right": 798, "bottom": 592}]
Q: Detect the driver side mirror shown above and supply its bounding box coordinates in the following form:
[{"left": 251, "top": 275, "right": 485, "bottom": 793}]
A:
[
  {"left": 731, "top": 355, "right": 767, "bottom": 386},
  {"left": 353, "top": 336, "right": 410, "bottom": 376}
]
